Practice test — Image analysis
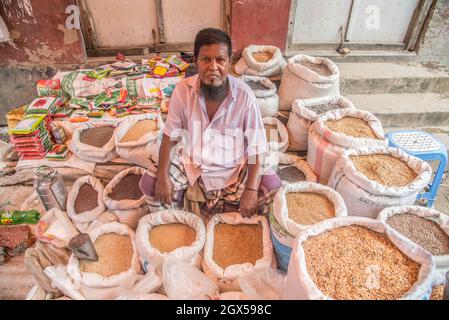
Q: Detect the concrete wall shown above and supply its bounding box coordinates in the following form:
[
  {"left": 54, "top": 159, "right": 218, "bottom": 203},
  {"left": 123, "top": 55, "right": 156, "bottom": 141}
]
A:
[
  {"left": 0, "top": 0, "right": 85, "bottom": 124},
  {"left": 417, "top": 0, "right": 449, "bottom": 68},
  {"left": 230, "top": 0, "right": 291, "bottom": 57}
]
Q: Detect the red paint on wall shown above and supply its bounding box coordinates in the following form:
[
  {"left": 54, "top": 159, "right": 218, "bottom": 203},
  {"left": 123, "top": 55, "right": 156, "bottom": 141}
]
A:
[
  {"left": 0, "top": 0, "right": 85, "bottom": 66},
  {"left": 230, "top": 0, "right": 291, "bottom": 58}
]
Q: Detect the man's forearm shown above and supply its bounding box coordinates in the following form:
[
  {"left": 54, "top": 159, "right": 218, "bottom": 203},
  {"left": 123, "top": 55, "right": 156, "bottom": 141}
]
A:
[
  {"left": 157, "top": 134, "right": 177, "bottom": 178},
  {"left": 246, "top": 153, "right": 264, "bottom": 190}
]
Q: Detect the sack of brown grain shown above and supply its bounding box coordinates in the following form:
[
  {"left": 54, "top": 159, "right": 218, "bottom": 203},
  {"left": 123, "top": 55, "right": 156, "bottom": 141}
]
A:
[
  {"left": 284, "top": 216, "right": 435, "bottom": 300},
  {"left": 278, "top": 55, "right": 340, "bottom": 111},
  {"left": 67, "top": 175, "right": 107, "bottom": 232},
  {"left": 234, "top": 45, "right": 287, "bottom": 78},
  {"left": 287, "top": 95, "right": 355, "bottom": 152},
  {"left": 274, "top": 152, "right": 317, "bottom": 184},
  {"left": 241, "top": 75, "right": 279, "bottom": 117},
  {"left": 69, "top": 123, "right": 118, "bottom": 163},
  {"left": 135, "top": 209, "right": 206, "bottom": 272},
  {"left": 103, "top": 167, "right": 149, "bottom": 229},
  {"left": 202, "top": 212, "right": 275, "bottom": 292},
  {"left": 378, "top": 205, "right": 449, "bottom": 274},
  {"left": 66, "top": 222, "right": 142, "bottom": 300},
  {"left": 307, "top": 108, "right": 388, "bottom": 184},
  {"left": 114, "top": 113, "right": 164, "bottom": 168},
  {"left": 263, "top": 117, "right": 289, "bottom": 153},
  {"left": 328, "top": 147, "right": 432, "bottom": 219},
  {"left": 270, "top": 182, "right": 347, "bottom": 272}
]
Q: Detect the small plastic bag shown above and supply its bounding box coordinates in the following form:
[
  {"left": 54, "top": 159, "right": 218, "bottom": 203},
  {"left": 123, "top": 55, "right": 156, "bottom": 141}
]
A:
[
  {"left": 162, "top": 256, "right": 219, "bottom": 300},
  {"left": 239, "top": 267, "right": 286, "bottom": 300}
]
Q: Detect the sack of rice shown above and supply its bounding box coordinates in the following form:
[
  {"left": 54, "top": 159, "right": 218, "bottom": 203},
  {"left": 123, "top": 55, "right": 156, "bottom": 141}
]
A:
[
  {"left": 271, "top": 152, "right": 316, "bottom": 184},
  {"left": 202, "top": 212, "right": 275, "bottom": 292},
  {"left": 263, "top": 117, "right": 289, "bottom": 153},
  {"left": 234, "top": 45, "right": 287, "bottom": 77},
  {"left": 115, "top": 114, "right": 164, "bottom": 168},
  {"left": 328, "top": 147, "right": 432, "bottom": 218},
  {"left": 278, "top": 55, "right": 340, "bottom": 111},
  {"left": 241, "top": 75, "right": 279, "bottom": 117},
  {"left": 135, "top": 209, "right": 206, "bottom": 272},
  {"left": 378, "top": 205, "right": 449, "bottom": 273},
  {"left": 270, "top": 182, "right": 347, "bottom": 271},
  {"left": 287, "top": 95, "right": 355, "bottom": 152},
  {"left": 66, "top": 222, "right": 142, "bottom": 300},
  {"left": 284, "top": 217, "right": 435, "bottom": 300},
  {"left": 103, "top": 167, "right": 149, "bottom": 229},
  {"left": 307, "top": 108, "right": 388, "bottom": 184},
  {"left": 67, "top": 175, "right": 107, "bottom": 232},
  {"left": 69, "top": 124, "right": 118, "bottom": 163}
]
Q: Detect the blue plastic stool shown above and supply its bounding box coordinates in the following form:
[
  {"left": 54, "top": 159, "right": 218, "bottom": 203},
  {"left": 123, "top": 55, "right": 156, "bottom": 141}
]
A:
[{"left": 386, "top": 130, "right": 448, "bottom": 207}]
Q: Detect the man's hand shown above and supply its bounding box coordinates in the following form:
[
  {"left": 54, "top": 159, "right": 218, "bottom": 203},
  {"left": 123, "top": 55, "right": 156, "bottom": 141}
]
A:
[
  {"left": 239, "top": 189, "right": 259, "bottom": 218},
  {"left": 154, "top": 174, "right": 174, "bottom": 206}
]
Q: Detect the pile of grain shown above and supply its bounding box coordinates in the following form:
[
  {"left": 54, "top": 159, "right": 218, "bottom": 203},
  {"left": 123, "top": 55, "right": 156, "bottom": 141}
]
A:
[
  {"left": 109, "top": 174, "right": 143, "bottom": 201},
  {"left": 278, "top": 165, "right": 306, "bottom": 183},
  {"left": 120, "top": 119, "right": 158, "bottom": 143},
  {"left": 74, "top": 183, "right": 98, "bottom": 214},
  {"left": 79, "top": 126, "right": 115, "bottom": 148},
  {"left": 247, "top": 81, "right": 267, "bottom": 91},
  {"left": 324, "top": 117, "right": 379, "bottom": 139},
  {"left": 303, "top": 225, "right": 421, "bottom": 300},
  {"left": 80, "top": 233, "right": 133, "bottom": 277},
  {"left": 300, "top": 61, "right": 332, "bottom": 76},
  {"left": 307, "top": 103, "right": 342, "bottom": 116},
  {"left": 430, "top": 285, "right": 444, "bottom": 300},
  {"left": 387, "top": 213, "right": 449, "bottom": 256},
  {"left": 149, "top": 223, "right": 196, "bottom": 253},
  {"left": 264, "top": 124, "right": 280, "bottom": 142},
  {"left": 213, "top": 223, "right": 263, "bottom": 268},
  {"left": 252, "top": 52, "right": 273, "bottom": 63},
  {"left": 286, "top": 192, "right": 335, "bottom": 225},
  {"left": 350, "top": 154, "right": 417, "bottom": 187}
]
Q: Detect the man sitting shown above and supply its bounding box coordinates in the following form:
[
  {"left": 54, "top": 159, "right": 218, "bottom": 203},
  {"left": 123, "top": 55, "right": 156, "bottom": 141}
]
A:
[{"left": 139, "top": 28, "right": 282, "bottom": 218}]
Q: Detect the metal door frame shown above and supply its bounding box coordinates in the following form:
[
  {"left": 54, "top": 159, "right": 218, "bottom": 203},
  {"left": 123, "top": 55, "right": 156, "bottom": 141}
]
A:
[
  {"left": 285, "top": 0, "right": 434, "bottom": 52},
  {"left": 77, "top": 0, "right": 231, "bottom": 56}
]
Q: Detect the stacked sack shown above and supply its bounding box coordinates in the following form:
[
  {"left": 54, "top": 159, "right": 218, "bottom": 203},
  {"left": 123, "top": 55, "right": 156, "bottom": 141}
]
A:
[
  {"left": 235, "top": 45, "right": 287, "bottom": 77},
  {"left": 269, "top": 182, "right": 347, "bottom": 271},
  {"left": 307, "top": 108, "right": 388, "bottom": 184},
  {"left": 328, "top": 147, "right": 432, "bottom": 218},
  {"left": 278, "top": 54, "right": 340, "bottom": 111},
  {"left": 287, "top": 95, "right": 355, "bottom": 152},
  {"left": 242, "top": 75, "right": 279, "bottom": 117}
]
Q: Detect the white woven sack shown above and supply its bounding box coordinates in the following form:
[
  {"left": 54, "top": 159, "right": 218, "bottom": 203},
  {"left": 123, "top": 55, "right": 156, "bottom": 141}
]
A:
[
  {"left": 278, "top": 54, "right": 340, "bottom": 111},
  {"left": 307, "top": 108, "right": 388, "bottom": 184},
  {"left": 263, "top": 117, "right": 289, "bottom": 153},
  {"left": 283, "top": 217, "right": 435, "bottom": 300},
  {"left": 241, "top": 75, "right": 279, "bottom": 117},
  {"left": 287, "top": 95, "right": 355, "bottom": 151},
  {"left": 235, "top": 45, "right": 287, "bottom": 77},
  {"left": 378, "top": 205, "right": 449, "bottom": 272},
  {"left": 69, "top": 123, "right": 118, "bottom": 163},
  {"left": 328, "top": 147, "right": 432, "bottom": 218},
  {"left": 103, "top": 167, "right": 149, "bottom": 229},
  {"left": 66, "top": 222, "right": 143, "bottom": 300},
  {"left": 135, "top": 209, "right": 206, "bottom": 272},
  {"left": 115, "top": 113, "right": 164, "bottom": 168},
  {"left": 202, "top": 212, "right": 275, "bottom": 292}
]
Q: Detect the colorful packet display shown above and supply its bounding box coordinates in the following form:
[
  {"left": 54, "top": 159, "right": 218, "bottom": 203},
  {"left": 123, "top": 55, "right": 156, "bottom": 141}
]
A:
[
  {"left": 165, "top": 55, "right": 190, "bottom": 72},
  {"left": 36, "top": 79, "right": 62, "bottom": 97},
  {"left": 53, "top": 106, "right": 74, "bottom": 118},
  {"left": 26, "top": 97, "right": 63, "bottom": 115},
  {"left": 46, "top": 144, "right": 69, "bottom": 161},
  {"left": 9, "top": 115, "right": 54, "bottom": 160},
  {"left": 68, "top": 97, "right": 90, "bottom": 109},
  {"left": 86, "top": 109, "right": 105, "bottom": 118}
]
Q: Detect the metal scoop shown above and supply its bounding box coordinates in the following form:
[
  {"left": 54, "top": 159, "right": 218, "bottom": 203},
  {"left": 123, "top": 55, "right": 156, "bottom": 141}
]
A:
[{"left": 69, "top": 233, "right": 98, "bottom": 261}]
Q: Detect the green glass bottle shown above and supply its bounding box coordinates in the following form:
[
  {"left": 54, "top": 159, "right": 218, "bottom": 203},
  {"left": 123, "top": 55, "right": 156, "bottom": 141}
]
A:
[{"left": 0, "top": 210, "right": 40, "bottom": 225}]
